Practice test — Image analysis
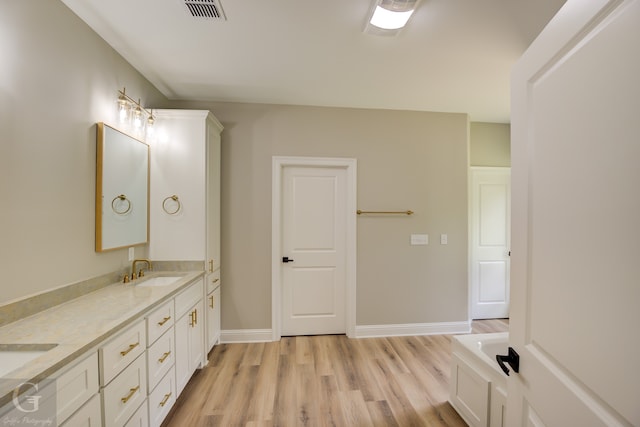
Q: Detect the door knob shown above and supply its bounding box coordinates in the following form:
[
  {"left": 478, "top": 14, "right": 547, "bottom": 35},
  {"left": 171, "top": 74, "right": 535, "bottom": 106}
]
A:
[{"left": 282, "top": 257, "right": 294, "bottom": 263}]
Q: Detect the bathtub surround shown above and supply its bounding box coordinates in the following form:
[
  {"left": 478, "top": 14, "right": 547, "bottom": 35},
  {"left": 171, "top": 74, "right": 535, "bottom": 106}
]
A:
[{"left": 450, "top": 332, "right": 509, "bottom": 426}]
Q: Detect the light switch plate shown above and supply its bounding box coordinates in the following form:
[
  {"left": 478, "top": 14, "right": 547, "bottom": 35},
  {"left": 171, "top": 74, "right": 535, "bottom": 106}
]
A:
[{"left": 411, "top": 234, "right": 428, "bottom": 245}]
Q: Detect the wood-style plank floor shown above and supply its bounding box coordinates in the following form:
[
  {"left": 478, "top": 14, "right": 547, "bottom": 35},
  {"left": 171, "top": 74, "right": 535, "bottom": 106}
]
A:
[{"left": 162, "top": 319, "right": 508, "bottom": 427}]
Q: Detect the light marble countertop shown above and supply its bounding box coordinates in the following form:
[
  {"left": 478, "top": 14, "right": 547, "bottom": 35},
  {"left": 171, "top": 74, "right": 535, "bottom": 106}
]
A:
[{"left": 0, "top": 271, "right": 204, "bottom": 407}]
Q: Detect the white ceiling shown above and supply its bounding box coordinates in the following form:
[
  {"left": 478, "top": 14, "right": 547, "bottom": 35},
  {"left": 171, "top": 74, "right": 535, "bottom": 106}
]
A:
[{"left": 61, "top": 0, "right": 565, "bottom": 123}]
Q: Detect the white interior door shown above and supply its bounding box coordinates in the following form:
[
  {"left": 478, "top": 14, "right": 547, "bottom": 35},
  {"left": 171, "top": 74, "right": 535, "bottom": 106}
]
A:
[
  {"left": 508, "top": 1, "right": 640, "bottom": 425},
  {"left": 281, "top": 165, "right": 347, "bottom": 336},
  {"left": 470, "top": 167, "right": 510, "bottom": 320}
]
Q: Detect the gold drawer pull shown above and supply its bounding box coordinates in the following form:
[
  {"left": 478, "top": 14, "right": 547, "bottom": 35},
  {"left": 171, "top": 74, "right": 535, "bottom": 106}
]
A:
[
  {"left": 121, "top": 386, "right": 140, "bottom": 404},
  {"left": 189, "top": 310, "right": 195, "bottom": 327},
  {"left": 157, "top": 316, "right": 171, "bottom": 326},
  {"left": 159, "top": 392, "right": 172, "bottom": 407},
  {"left": 212, "top": 278, "right": 219, "bottom": 284},
  {"left": 209, "top": 260, "right": 214, "bottom": 273},
  {"left": 158, "top": 351, "right": 171, "bottom": 363},
  {"left": 209, "top": 295, "right": 215, "bottom": 309},
  {"left": 120, "top": 342, "right": 139, "bottom": 356}
]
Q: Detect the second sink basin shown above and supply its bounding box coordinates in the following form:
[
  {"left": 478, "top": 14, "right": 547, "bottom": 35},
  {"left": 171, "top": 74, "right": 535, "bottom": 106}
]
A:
[
  {"left": 137, "top": 276, "right": 183, "bottom": 287},
  {"left": 0, "top": 343, "right": 58, "bottom": 377}
]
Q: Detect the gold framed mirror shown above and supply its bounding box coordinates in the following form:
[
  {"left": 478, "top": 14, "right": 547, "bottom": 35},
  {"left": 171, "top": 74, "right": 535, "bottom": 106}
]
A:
[{"left": 96, "top": 123, "right": 149, "bottom": 252}]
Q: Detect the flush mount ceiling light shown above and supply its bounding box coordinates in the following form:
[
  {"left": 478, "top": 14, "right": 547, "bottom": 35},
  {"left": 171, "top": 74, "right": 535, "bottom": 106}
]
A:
[{"left": 364, "top": 0, "right": 420, "bottom": 36}]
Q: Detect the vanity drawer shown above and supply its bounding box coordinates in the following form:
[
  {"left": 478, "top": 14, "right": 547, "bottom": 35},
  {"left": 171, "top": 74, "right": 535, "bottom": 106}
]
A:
[
  {"left": 102, "top": 353, "right": 147, "bottom": 427},
  {"left": 146, "top": 300, "right": 174, "bottom": 346},
  {"left": 147, "top": 327, "right": 175, "bottom": 392},
  {"left": 60, "top": 393, "right": 101, "bottom": 427},
  {"left": 100, "top": 319, "right": 146, "bottom": 385},
  {"left": 56, "top": 351, "right": 99, "bottom": 423},
  {"left": 148, "top": 369, "right": 176, "bottom": 427},
  {"left": 123, "top": 399, "right": 148, "bottom": 427},
  {"left": 174, "top": 279, "right": 203, "bottom": 319},
  {"left": 206, "top": 270, "right": 221, "bottom": 294}
]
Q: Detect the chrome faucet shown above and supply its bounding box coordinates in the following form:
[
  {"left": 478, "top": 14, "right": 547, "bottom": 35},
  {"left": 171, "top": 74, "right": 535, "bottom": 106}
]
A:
[{"left": 131, "top": 259, "right": 153, "bottom": 280}]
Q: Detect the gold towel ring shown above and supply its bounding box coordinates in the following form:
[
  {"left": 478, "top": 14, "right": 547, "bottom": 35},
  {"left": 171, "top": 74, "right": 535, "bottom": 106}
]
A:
[
  {"left": 162, "top": 195, "right": 181, "bottom": 215},
  {"left": 111, "top": 194, "right": 132, "bottom": 215}
]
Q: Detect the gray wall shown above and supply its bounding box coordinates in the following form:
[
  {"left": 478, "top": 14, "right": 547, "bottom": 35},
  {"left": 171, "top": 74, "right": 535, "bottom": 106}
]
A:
[
  {"left": 2, "top": 1, "right": 470, "bottom": 330},
  {"left": 172, "top": 101, "right": 470, "bottom": 329},
  {"left": 0, "top": 1, "right": 168, "bottom": 304},
  {"left": 470, "top": 122, "right": 511, "bottom": 166}
]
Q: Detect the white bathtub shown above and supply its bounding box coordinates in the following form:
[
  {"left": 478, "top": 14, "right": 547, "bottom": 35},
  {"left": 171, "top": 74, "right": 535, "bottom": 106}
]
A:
[{"left": 449, "top": 332, "right": 509, "bottom": 427}]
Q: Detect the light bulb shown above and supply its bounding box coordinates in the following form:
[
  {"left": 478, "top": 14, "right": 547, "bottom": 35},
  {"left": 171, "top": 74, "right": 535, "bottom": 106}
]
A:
[
  {"left": 133, "top": 105, "right": 143, "bottom": 128},
  {"left": 118, "top": 96, "right": 129, "bottom": 123},
  {"left": 146, "top": 115, "right": 155, "bottom": 139}
]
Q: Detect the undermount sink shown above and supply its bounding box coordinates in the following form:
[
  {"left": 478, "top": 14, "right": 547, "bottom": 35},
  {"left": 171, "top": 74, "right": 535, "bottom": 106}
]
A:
[
  {"left": 0, "top": 343, "right": 58, "bottom": 377},
  {"left": 136, "top": 276, "right": 183, "bottom": 287}
]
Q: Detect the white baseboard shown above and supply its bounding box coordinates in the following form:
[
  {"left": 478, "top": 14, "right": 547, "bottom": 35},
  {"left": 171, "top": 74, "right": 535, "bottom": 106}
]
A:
[
  {"left": 220, "top": 321, "right": 471, "bottom": 342},
  {"left": 354, "top": 321, "right": 471, "bottom": 338},
  {"left": 220, "top": 329, "right": 273, "bottom": 343}
]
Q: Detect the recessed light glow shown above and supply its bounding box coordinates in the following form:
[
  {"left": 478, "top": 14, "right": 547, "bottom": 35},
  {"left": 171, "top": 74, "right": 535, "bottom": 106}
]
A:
[{"left": 370, "top": 6, "right": 414, "bottom": 30}]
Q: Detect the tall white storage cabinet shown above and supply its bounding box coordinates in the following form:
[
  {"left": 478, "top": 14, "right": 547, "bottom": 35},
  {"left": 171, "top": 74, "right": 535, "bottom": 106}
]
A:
[{"left": 150, "top": 109, "right": 223, "bottom": 354}]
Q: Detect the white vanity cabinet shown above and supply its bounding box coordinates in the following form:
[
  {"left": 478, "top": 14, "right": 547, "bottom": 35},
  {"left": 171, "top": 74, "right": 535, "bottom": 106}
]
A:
[
  {"left": 57, "top": 352, "right": 100, "bottom": 426},
  {"left": 61, "top": 394, "right": 101, "bottom": 427},
  {"left": 145, "top": 301, "right": 176, "bottom": 427},
  {"left": 150, "top": 109, "right": 223, "bottom": 355},
  {"left": 206, "top": 271, "right": 221, "bottom": 352},
  {"left": 149, "top": 109, "right": 222, "bottom": 268},
  {"left": 100, "top": 319, "right": 147, "bottom": 427},
  {"left": 174, "top": 279, "right": 205, "bottom": 395},
  {"left": 0, "top": 350, "right": 102, "bottom": 427}
]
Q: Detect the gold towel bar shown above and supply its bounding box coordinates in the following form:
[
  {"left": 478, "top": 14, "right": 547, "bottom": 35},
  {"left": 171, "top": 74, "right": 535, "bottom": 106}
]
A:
[{"left": 357, "top": 210, "right": 414, "bottom": 215}]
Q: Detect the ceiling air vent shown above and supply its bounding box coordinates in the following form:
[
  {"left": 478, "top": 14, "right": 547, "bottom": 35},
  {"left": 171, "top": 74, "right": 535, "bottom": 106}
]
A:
[{"left": 183, "top": 0, "right": 226, "bottom": 20}]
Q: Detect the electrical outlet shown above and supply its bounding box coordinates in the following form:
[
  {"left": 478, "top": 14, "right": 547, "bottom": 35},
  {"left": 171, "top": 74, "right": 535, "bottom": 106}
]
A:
[
  {"left": 128, "top": 247, "right": 134, "bottom": 261},
  {"left": 440, "top": 234, "right": 448, "bottom": 245}
]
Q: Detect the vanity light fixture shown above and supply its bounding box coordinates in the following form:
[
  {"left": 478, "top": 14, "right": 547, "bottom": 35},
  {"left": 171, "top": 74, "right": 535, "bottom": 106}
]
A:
[
  {"left": 364, "top": 0, "right": 420, "bottom": 36},
  {"left": 116, "top": 88, "right": 156, "bottom": 139}
]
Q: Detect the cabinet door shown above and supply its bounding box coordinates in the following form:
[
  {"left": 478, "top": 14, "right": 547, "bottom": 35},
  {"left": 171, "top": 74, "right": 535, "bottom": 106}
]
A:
[
  {"left": 102, "top": 353, "right": 146, "bottom": 427},
  {"left": 175, "top": 299, "right": 204, "bottom": 395},
  {"left": 174, "top": 308, "right": 191, "bottom": 395},
  {"left": 206, "top": 286, "right": 221, "bottom": 351},
  {"left": 147, "top": 327, "right": 175, "bottom": 392},
  {"left": 150, "top": 110, "right": 207, "bottom": 261},
  {"left": 188, "top": 299, "right": 205, "bottom": 373},
  {"left": 60, "top": 394, "right": 101, "bottom": 427},
  {"left": 148, "top": 369, "right": 176, "bottom": 427}
]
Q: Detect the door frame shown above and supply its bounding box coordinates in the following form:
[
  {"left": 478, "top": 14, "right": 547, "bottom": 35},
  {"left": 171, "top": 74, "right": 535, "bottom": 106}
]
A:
[
  {"left": 271, "top": 156, "right": 357, "bottom": 341},
  {"left": 468, "top": 166, "right": 511, "bottom": 320}
]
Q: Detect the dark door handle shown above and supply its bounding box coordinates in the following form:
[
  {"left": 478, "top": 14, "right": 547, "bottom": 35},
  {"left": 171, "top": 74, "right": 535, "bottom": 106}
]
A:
[
  {"left": 496, "top": 347, "right": 520, "bottom": 376},
  {"left": 282, "top": 257, "right": 294, "bottom": 263}
]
